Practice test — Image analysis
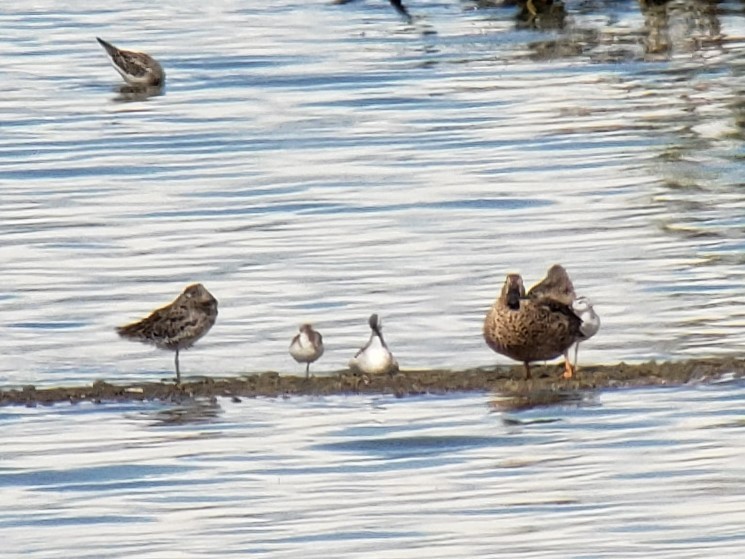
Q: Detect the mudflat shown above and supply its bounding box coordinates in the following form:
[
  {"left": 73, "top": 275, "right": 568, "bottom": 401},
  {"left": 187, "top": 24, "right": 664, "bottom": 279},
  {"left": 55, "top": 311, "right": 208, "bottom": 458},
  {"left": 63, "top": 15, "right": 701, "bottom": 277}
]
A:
[{"left": 2, "top": 358, "right": 741, "bottom": 409}]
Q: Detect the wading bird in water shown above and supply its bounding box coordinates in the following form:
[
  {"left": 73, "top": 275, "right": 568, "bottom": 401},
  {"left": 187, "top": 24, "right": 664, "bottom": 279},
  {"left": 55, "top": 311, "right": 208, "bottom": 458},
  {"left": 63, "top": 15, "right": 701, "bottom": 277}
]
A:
[{"left": 96, "top": 37, "right": 165, "bottom": 88}]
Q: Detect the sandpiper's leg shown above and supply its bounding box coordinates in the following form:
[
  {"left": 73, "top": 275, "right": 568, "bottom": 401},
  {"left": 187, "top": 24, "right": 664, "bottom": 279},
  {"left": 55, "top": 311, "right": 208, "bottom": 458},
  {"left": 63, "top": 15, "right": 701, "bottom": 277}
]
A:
[
  {"left": 524, "top": 362, "right": 532, "bottom": 380},
  {"left": 390, "top": 0, "right": 412, "bottom": 21},
  {"left": 573, "top": 343, "right": 580, "bottom": 373},
  {"left": 305, "top": 363, "right": 310, "bottom": 379},
  {"left": 174, "top": 349, "right": 181, "bottom": 384}
]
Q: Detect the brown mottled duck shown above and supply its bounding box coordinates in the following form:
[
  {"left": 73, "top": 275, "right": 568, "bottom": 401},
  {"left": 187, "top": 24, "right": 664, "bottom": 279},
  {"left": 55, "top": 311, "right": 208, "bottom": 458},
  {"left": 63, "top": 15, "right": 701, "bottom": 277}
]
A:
[{"left": 483, "top": 272, "right": 583, "bottom": 380}]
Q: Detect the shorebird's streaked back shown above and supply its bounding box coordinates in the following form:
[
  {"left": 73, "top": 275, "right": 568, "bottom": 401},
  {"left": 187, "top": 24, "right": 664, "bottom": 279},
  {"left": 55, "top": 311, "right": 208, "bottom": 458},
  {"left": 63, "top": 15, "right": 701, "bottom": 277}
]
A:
[
  {"left": 96, "top": 37, "right": 165, "bottom": 87},
  {"left": 116, "top": 283, "right": 217, "bottom": 384}
]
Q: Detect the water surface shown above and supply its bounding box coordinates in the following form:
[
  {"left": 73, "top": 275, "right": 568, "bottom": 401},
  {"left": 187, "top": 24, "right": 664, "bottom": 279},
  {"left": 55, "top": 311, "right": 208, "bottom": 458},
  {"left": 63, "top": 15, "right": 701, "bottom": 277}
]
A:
[
  {"left": 2, "top": 381, "right": 745, "bottom": 557},
  {"left": 1, "top": 0, "right": 745, "bottom": 386},
  {"left": 2, "top": 2, "right": 745, "bottom": 554}
]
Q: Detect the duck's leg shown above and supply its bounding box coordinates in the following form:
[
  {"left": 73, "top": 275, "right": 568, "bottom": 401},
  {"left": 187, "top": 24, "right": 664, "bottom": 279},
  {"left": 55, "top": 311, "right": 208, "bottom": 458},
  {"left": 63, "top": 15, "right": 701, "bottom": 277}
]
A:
[
  {"left": 524, "top": 362, "right": 532, "bottom": 380},
  {"left": 562, "top": 352, "right": 574, "bottom": 379}
]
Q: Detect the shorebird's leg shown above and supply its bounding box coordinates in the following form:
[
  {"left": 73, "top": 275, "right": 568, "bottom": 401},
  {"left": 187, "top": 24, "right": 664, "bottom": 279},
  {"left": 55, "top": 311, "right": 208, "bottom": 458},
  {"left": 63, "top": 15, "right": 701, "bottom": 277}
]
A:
[
  {"left": 573, "top": 343, "right": 580, "bottom": 373},
  {"left": 524, "top": 362, "right": 532, "bottom": 380},
  {"left": 174, "top": 349, "right": 181, "bottom": 384},
  {"left": 305, "top": 363, "right": 310, "bottom": 379},
  {"left": 389, "top": 0, "right": 411, "bottom": 21}
]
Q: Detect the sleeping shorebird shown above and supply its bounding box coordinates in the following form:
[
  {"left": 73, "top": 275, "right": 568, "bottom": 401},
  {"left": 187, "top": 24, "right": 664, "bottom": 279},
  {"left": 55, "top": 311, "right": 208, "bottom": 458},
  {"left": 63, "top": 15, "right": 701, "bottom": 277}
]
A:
[
  {"left": 349, "top": 313, "right": 398, "bottom": 375},
  {"left": 570, "top": 296, "right": 600, "bottom": 372},
  {"left": 483, "top": 268, "right": 584, "bottom": 380},
  {"left": 116, "top": 284, "right": 217, "bottom": 384},
  {"left": 96, "top": 37, "right": 165, "bottom": 88},
  {"left": 289, "top": 323, "right": 324, "bottom": 378}
]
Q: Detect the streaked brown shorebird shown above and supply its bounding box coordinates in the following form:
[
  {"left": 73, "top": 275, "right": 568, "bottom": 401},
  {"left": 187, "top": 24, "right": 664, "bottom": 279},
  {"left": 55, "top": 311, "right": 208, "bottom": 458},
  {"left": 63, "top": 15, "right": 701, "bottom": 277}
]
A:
[
  {"left": 349, "top": 313, "right": 398, "bottom": 375},
  {"left": 116, "top": 283, "right": 217, "bottom": 384},
  {"left": 96, "top": 37, "right": 165, "bottom": 88},
  {"left": 289, "top": 323, "right": 324, "bottom": 378},
  {"left": 483, "top": 270, "right": 582, "bottom": 379}
]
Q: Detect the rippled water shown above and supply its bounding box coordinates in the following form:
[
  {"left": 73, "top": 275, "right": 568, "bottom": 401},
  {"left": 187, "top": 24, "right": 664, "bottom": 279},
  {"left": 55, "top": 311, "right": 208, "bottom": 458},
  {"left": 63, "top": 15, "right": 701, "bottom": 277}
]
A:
[
  {"left": 2, "top": 0, "right": 745, "bottom": 555},
  {"left": 2, "top": 381, "right": 745, "bottom": 557},
  {"left": 2, "top": 0, "right": 745, "bottom": 385}
]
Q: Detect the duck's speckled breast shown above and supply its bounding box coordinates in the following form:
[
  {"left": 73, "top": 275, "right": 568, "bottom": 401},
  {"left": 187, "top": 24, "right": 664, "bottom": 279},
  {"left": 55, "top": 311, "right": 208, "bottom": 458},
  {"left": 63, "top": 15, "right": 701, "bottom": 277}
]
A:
[{"left": 483, "top": 299, "right": 579, "bottom": 363}]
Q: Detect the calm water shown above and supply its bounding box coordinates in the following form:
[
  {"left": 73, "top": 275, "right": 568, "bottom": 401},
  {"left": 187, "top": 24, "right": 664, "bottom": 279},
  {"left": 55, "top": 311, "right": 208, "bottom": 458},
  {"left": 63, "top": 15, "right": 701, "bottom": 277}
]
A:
[{"left": 2, "top": 0, "right": 745, "bottom": 555}]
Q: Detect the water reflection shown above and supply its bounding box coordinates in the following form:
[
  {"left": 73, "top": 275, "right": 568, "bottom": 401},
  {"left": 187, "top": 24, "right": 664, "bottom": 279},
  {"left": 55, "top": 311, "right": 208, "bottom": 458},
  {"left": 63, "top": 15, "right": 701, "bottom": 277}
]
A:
[
  {"left": 489, "top": 388, "right": 592, "bottom": 411},
  {"left": 518, "top": 0, "right": 728, "bottom": 61},
  {"left": 462, "top": 0, "right": 566, "bottom": 28},
  {"left": 3, "top": 385, "right": 745, "bottom": 556},
  {"left": 139, "top": 397, "right": 224, "bottom": 426},
  {"left": 640, "top": 0, "right": 723, "bottom": 57},
  {"left": 111, "top": 84, "right": 164, "bottom": 103}
]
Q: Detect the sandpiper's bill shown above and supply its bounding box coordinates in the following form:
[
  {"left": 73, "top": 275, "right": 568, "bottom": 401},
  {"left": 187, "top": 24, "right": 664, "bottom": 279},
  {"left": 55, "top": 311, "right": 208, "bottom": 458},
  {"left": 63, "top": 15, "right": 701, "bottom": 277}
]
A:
[
  {"left": 289, "top": 323, "right": 324, "bottom": 378},
  {"left": 116, "top": 283, "right": 217, "bottom": 384},
  {"left": 349, "top": 313, "right": 398, "bottom": 375},
  {"left": 96, "top": 37, "right": 165, "bottom": 88}
]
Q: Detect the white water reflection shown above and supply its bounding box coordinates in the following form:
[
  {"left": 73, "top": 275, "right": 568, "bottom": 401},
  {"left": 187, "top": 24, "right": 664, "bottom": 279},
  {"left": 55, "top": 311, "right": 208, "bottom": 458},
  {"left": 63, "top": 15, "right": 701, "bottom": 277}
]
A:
[{"left": 2, "top": 382, "right": 745, "bottom": 557}]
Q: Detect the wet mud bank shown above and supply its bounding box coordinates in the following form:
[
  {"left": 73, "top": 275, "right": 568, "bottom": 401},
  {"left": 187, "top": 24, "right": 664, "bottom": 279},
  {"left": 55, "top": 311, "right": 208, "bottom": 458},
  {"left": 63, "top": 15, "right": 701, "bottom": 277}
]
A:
[{"left": 3, "top": 358, "right": 743, "bottom": 409}]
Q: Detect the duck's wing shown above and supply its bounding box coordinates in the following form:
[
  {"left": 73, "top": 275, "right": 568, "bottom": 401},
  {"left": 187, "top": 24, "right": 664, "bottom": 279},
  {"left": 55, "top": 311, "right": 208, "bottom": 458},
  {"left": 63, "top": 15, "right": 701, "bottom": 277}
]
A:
[
  {"left": 535, "top": 298, "right": 583, "bottom": 336},
  {"left": 527, "top": 265, "right": 576, "bottom": 304}
]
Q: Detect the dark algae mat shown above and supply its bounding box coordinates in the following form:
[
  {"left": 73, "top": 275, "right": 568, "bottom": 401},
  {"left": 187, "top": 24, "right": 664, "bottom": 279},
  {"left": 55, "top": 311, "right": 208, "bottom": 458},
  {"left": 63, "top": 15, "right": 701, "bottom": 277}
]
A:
[{"left": 3, "top": 357, "right": 742, "bottom": 408}]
